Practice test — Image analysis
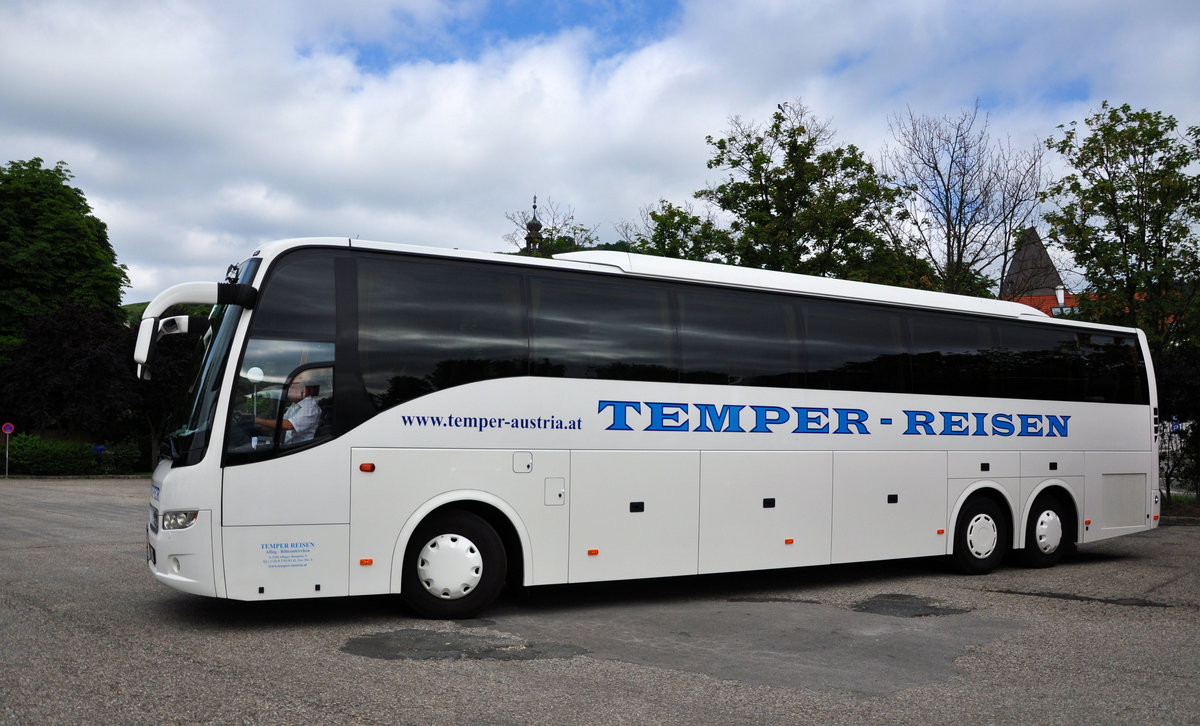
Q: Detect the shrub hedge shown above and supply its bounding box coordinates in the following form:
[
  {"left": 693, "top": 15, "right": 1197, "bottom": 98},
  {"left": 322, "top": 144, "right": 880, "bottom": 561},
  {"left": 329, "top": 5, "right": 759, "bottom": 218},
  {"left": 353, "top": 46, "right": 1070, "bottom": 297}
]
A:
[{"left": 6, "top": 433, "right": 143, "bottom": 476}]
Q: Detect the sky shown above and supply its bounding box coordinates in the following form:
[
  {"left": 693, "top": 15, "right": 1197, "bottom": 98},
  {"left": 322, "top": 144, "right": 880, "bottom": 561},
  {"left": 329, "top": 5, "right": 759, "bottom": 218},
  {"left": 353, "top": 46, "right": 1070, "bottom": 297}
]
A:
[{"left": 2, "top": 0, "right": 1199, "bottom": 304}]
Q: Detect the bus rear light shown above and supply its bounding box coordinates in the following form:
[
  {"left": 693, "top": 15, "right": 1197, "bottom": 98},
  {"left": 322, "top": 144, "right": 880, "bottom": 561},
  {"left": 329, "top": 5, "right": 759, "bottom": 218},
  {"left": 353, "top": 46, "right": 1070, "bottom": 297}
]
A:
[{"left": 162, "top": 510, "right": 198, "bottom": 530}]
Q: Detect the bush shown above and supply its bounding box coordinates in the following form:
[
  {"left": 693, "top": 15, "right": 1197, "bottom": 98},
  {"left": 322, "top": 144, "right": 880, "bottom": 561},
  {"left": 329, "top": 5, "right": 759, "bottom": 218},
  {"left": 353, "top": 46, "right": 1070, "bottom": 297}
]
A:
[
  {"left": 96, "top": 439, "right": 142, "bottom": 474},
  {"left": 7, "top": 433, "right": 95, "bottom": 476}
]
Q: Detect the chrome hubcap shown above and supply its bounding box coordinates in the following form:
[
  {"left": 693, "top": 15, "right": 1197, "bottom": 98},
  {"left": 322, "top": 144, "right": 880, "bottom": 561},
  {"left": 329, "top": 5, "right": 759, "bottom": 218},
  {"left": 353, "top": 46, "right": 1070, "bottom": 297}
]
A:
[
  {"left": 1033, "top": 509, "right": 1063, "bottom": 554},
  {"left": 965, "top": 513, "right": 999, "bottom": 559},
  {"left": 416, "top": 533, "right": 483, "bottom": 600}
]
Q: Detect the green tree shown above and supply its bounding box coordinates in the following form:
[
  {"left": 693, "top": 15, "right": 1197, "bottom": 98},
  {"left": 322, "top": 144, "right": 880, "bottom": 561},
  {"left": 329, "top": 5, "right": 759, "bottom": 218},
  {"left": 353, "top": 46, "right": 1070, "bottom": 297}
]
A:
[
  {"left": 0, "top": 303, "right": 137, "bottom": 440},
  {"left": 0, "top": 158, "right": 129, "bottom": 349},
  {"left": 694, "top": 101, "right": 931, "bottom": 286},
  {"left": 619, "top": 200, "right": 731, "bottom": 262},
  {"left": 1043, "top": 102, "right": 1200, "bottom": 362},
  {"left": 1044, "top": 102, "right": 1200, "bottom": 491},
  {"left": 0, "top": 159, "right": 141, "bottom": 463}
]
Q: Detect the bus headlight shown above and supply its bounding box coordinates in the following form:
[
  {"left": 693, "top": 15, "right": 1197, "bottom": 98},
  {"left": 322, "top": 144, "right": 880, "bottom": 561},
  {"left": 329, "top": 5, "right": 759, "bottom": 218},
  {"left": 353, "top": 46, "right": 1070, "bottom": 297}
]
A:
[{"left": 162, "top": 510, "right": 199, "bottom": 530}]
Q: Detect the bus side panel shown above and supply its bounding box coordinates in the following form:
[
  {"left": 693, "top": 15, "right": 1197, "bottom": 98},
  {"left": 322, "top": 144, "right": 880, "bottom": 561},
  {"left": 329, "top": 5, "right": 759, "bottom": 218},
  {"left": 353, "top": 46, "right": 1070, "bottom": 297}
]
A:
[
  {"left": 222, "top": 524, "right": 349, "bottom": 600},
  {"left": 1083, "top": 451, "right": 1153, "bottom": 542},
  {"left": 223, "top": 447, "right": 350, "bottom": 527},
  {"left": 698, "top": 451, "right": 833, "bottom": 574},
  {"left": 831, "top": 451, "right": 948, "bottom": 564},
  {"left": 568, "top": 450, "right": 700, "bottom": 583},
  {"left": 349, "top": 448, "right": 571, "bottom": 595},
  {"left": 1019, "top": 451, "right": 1084, "bottom": 548}
]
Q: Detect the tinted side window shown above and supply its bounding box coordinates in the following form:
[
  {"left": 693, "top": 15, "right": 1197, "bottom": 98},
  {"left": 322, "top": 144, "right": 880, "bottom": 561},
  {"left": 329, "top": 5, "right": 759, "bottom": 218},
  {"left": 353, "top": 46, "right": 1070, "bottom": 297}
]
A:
[
  {"left": 358, "top": 256, "right": 527, "bottom": 411},
  {"left": 678, "top": 286, "right": 802, "bottom": 387},
  {"left": 1079, "top": 333, "right": 1148, "bottom": 404},
  {"left": 247, "top": 251, "right": 336, "bottom": 341},
  {"left": 993, "top": 323, "right": 1082, "bottom": 401},
  {"left": 530, "top": 271, "right": 676, "bottom": 382},
  {"left": 909, "top": 311, "right": 997, "bottom": 397},
  {"left": 804, "top": 298, "right": 909, "bottom": 393}
]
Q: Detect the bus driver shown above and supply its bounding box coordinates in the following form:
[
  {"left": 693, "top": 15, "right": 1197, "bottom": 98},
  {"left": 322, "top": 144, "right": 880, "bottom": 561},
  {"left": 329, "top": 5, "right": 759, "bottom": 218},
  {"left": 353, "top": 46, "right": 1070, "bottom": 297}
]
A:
[{"left": 255, "top": 376, "right": 321, "bottom": 444}]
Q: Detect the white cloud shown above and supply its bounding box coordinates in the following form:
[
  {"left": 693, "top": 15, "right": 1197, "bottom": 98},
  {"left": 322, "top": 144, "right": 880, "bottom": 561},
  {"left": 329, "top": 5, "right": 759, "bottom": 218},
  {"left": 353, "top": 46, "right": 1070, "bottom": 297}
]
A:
[{"left": 2, "top": 0, "right": 1198, "bottom": 303}]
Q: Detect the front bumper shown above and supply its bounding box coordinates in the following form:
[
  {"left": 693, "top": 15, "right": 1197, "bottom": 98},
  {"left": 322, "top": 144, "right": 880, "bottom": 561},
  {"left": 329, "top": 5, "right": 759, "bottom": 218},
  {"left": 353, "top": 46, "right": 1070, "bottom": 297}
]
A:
[{"left": 147, "top": 509, "right": 217, "bottom": 597}]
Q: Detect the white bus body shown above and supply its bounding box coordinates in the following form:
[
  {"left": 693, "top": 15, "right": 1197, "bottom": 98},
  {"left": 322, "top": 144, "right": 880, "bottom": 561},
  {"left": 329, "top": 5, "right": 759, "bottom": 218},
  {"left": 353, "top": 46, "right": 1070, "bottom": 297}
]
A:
[{"left": 138, "top": 238, "right": 1161, "bottom": 617}]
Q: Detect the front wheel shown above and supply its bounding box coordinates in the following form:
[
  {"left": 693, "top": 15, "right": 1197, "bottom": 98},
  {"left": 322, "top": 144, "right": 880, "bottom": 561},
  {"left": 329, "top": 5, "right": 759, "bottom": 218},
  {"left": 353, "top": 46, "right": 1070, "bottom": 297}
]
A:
[
  {"left": 952, "top": 497, "right": 1008, "bottom": 575},
  {"left": 401, "top": 511, "right": 506, "bottom": 619}
]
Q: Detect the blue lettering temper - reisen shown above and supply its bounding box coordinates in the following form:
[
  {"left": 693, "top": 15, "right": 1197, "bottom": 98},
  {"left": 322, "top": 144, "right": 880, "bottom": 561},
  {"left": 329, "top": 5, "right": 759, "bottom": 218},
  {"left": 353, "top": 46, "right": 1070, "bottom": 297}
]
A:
[{"left": 596, "top": 400, "right": 1066, "bottom": 438}]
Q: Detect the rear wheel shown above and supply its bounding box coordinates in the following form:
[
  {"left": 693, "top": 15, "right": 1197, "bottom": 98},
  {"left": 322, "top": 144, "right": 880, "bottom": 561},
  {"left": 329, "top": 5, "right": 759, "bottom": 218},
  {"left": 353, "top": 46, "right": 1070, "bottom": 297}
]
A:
[
  {"left": 401, "top": 511, "right": 506, "bottom": 619},
  {"left": 952, "top": 497, "right": 1008, "bottom": 575},
  {"left": 1020, "top": 494, "right": 1069, "bottom": 568}
]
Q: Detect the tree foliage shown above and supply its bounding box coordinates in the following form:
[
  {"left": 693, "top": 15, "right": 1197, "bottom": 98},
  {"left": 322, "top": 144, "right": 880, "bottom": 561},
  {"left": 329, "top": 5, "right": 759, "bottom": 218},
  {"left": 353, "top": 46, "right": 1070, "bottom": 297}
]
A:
[
  {"left": 0, "top": 303, "right": 137, "bottom": 440},
  {"left": 0, "top": 159, "right": 145, "bottom": 457},
  {"left": 619, "top": 200, "right": 731, "bottom": 263},
  {"left": 694, "top": 101, "right": 932, "bottom": 286},
  {"left": 882, "top": 104, "right": 1046, "bottom": 296},
  {"left": 135, "top": 319, "right": 205, "bottom": 465},
  {"left": 0, "top": 158, "right": 128, "bottom": 349},
  {"left": 1043, "top": 102, "right": 1200, "bottom": 363}
]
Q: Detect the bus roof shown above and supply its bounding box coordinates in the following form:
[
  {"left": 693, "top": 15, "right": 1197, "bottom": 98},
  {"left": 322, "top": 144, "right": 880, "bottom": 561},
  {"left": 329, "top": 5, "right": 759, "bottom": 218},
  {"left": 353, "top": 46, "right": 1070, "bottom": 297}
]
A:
[{"left": 253, "top": 237, "right": 1050, "bottom": 322}]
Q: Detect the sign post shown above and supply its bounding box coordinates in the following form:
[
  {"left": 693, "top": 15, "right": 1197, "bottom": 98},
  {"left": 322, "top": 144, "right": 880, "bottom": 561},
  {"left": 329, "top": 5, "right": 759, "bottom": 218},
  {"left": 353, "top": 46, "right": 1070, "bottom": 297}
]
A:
[{"left": 2, "top": 423, "right": 13, "bottom": 478}]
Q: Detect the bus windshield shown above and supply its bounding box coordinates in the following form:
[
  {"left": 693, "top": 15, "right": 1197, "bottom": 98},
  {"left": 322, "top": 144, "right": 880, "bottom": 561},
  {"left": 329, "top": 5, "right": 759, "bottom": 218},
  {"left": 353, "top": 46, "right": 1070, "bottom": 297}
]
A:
[{"left": 168, "top": 259, "right": 260, "bottom": 466}]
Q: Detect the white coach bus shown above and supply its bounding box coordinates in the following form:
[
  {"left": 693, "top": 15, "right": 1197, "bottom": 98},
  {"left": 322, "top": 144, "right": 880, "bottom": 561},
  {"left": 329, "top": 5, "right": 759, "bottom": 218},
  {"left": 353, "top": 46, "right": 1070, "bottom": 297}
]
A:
[{"left": 135, "top": 238, "right": 1161, "bottom": 618}]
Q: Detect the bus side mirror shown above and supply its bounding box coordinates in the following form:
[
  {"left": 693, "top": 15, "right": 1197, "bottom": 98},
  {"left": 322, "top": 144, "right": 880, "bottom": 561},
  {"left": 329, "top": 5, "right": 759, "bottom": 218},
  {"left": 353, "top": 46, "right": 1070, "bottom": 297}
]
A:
[
  {"left": 134, "top": 318, "right": 157, "bottom": 372},
  {"left": 134, "top": 315, "right": 212, "bottom": 380}
]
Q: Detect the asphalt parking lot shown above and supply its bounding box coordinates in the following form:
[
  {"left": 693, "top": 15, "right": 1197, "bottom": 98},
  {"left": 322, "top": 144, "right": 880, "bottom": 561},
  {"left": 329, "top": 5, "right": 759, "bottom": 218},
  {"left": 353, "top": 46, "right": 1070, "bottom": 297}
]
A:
[{"left": 2, "top": 477, "right": 1197, "bottom": 725}]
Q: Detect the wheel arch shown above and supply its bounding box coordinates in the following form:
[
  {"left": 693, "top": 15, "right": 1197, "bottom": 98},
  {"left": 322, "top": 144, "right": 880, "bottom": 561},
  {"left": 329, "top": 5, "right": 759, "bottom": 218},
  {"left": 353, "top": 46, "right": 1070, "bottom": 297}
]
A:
[
  {"left": 948, "top": 482, "right": 1017, "bottom": 553},
  {"left": 1019, "top": 481, "right": 1079, "bottom": 551},
  {"left": 389, "top": 491, "right": 529, "bottom": 595}
]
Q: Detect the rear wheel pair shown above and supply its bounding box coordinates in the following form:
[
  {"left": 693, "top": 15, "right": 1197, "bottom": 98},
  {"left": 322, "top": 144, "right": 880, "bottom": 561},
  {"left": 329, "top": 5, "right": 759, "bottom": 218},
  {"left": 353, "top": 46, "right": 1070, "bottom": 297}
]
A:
[{"left": 951, "top": 494, "right": 1070, "bottom": 574}]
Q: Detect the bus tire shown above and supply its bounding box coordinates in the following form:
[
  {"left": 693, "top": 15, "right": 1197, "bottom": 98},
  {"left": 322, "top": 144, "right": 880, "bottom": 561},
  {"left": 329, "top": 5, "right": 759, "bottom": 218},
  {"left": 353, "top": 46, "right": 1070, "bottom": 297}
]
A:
[
  {"left": 401, "top": 510, "right": 506, "bottom": 619},
  {"left": 1019, "top": 494, "right": 1068, "bottom": 568},
  {"left": 952, "top": 497, "right": 1008, "bottom": 575}
]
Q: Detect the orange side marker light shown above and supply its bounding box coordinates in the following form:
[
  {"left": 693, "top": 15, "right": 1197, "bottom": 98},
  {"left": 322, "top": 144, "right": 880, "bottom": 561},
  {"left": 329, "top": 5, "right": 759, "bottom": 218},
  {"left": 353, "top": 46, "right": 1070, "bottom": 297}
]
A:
[
  {"left": 1084, "top": 519, "right": 1092, "bottom": 526},
  {"left": 359, "top": 463, "right": 376, "bottom": 472},
  {"left": 587, "top": 549, "right": 599, "bottom": 556},
  {"left": 359, "top": 558, "right": 374, "bottom": 566},
  {"left": 937, "top": 529, "right": 945, "bottom": 535},
  {"left": 784, "top": 538, "right": 794, "bottom": 545}
]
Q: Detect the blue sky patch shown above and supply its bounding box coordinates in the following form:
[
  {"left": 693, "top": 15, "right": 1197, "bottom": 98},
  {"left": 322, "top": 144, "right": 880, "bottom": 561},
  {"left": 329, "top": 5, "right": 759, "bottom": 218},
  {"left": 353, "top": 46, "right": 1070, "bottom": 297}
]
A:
[{"left": 343, "top": 0, "right": 682, "bottom": 72}]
